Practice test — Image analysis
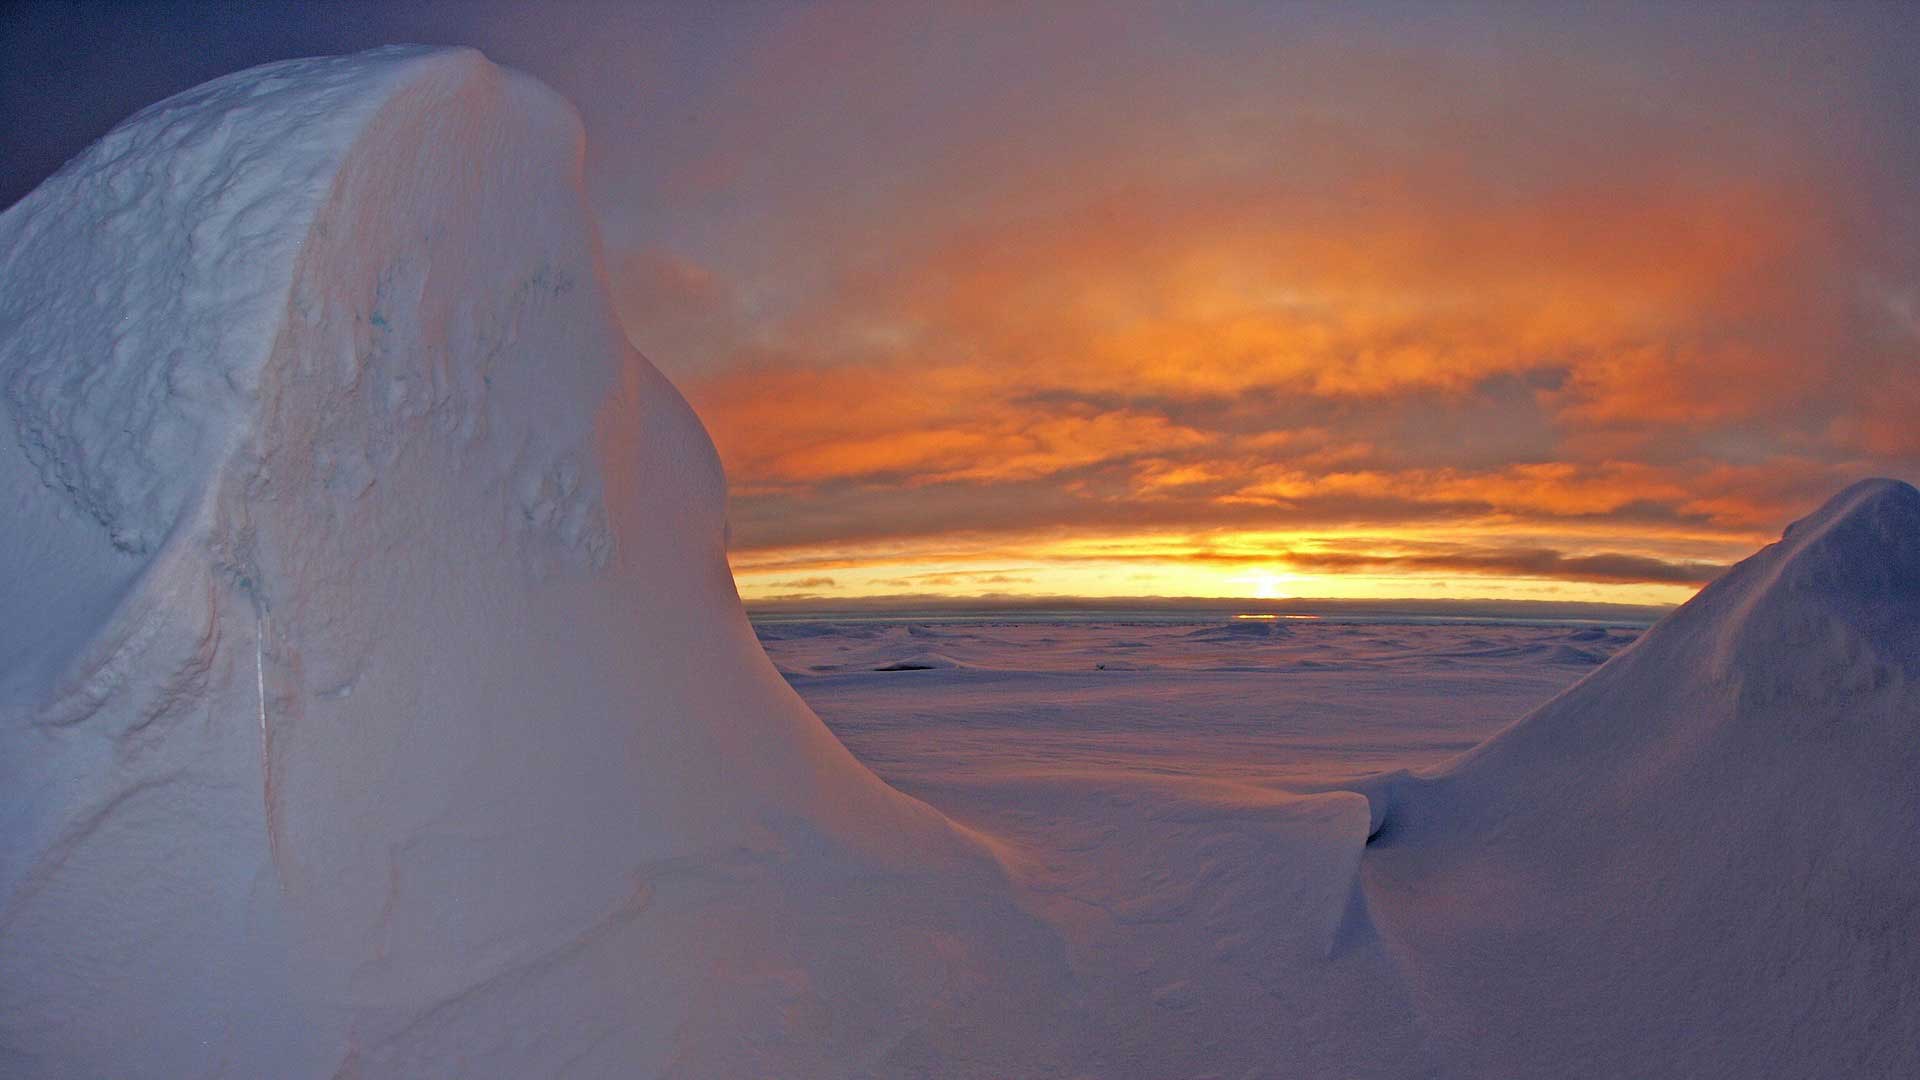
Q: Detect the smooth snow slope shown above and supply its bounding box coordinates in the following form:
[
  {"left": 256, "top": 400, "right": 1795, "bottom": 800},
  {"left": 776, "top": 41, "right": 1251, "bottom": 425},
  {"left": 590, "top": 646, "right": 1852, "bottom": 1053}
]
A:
[
  {"left": 0, "top": 47, "right": 1059, "bottom": 1078},
  {"left": 1362, "top": 477, "right": 1920, "bottom": 1078}
]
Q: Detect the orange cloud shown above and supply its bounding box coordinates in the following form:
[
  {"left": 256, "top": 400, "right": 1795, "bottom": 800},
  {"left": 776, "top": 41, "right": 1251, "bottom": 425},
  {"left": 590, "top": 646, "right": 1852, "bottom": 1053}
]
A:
[{"left": 603, "top": 7, "right": 1920, "bottom": 602}]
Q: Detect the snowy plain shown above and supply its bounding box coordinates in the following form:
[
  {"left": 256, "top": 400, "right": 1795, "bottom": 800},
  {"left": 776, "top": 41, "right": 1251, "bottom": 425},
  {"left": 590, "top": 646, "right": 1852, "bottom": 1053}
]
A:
[
  {"left": 751, "top": 616, "right": 1647, "bottom": 1076},
  {"left": 757, "top": 616, "right": 1642, "bottom": 794}
]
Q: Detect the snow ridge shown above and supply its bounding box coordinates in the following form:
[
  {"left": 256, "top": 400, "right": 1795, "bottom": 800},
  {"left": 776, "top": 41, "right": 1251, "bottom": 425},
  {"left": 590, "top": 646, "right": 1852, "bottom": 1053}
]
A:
[
  {"left": 1359, "top": 477, "right": 1920, "bottom": 1079},
  {"left": 1, "top": 47, "right": 1044, "bottom": 1078},
  {"left": 0, "top": 47, "right": 451, "bottom": 556}
]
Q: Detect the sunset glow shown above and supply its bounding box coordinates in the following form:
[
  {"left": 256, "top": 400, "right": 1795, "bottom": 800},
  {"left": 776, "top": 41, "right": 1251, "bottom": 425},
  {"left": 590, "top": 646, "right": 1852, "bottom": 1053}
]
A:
[
  {"left": 726, "top": 520, "right": 1761, "bottom": 607},
  {"left": 4, "top": 4, "right": 1913, "bottom": 606},
  {"left": 587, "top": 5, "right": 1918, "bottom": 606}
]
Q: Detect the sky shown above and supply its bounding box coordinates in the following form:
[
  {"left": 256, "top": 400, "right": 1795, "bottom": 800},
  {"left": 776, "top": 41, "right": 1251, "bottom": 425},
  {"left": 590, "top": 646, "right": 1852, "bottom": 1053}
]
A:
[{"left": 5, "top": 1, "right": 1918, "bottom": 606}]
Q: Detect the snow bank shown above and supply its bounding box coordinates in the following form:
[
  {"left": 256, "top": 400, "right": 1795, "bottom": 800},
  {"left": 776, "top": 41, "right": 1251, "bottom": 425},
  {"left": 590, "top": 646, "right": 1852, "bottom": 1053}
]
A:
[
  {"left": 0, "top": 47, "right": 1055, "bottom": 1078},
  {"left": 1361, "top": 478, "right": 1920, "bottom": 1078}
]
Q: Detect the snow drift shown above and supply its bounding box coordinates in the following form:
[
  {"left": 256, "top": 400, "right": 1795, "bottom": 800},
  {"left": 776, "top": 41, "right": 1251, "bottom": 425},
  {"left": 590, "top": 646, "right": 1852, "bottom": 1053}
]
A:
[
  {"left": 0, "top": 47, "right": 1058, "bottom": 1078},
  {"left": 1361, "top": 477, "right": 1920, "bottom": 1078}
]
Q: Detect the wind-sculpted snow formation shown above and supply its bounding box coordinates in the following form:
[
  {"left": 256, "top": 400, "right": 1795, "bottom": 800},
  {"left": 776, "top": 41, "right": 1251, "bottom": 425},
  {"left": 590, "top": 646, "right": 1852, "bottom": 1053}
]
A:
[
  {"left": 2, "top": 46, "right": 1915, "bottom": 1080},
  {"left": 1358, "top": 477, "right": 1920, "bottom": 1077},
  {"left": 0, "top": 47, "right": 1062, "bottom": 1078}
]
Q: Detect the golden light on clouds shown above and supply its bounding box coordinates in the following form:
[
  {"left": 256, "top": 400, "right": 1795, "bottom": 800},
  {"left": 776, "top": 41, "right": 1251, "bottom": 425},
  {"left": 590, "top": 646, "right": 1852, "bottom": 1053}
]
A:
[
  {"left": 20, "top": 4, "right": 1882, "bottom": 612},
  {"left": 727, "top": 515, "right": 1766, "bottom": 608},
  {"left": 683, "top": 176, "right": 1887, "bottom": 605},
  {"left": 592, "top": 6, "right": 1920, "bottom": 606}
]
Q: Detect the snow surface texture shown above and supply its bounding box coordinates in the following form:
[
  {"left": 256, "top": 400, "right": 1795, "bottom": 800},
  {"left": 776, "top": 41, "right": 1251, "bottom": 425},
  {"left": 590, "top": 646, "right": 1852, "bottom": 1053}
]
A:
[
  {"left": 758, "top": 618, "right": 1640, "bottom": 790},
  {"left": 1360, "top": 476, "right": 1920, "bottom": 1078},
  {"left": 0, "top": 48, "right": 1051, "bottom": 1078},
  {"left": 3, "top": 46, "right": 1916, "bottom": 1079}
]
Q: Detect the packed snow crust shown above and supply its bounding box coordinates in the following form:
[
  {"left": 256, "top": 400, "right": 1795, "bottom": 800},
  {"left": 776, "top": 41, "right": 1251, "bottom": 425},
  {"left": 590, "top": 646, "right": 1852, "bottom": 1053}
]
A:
[{"left": 3, "top": 46, "right": 1916, "bottom": 1079}]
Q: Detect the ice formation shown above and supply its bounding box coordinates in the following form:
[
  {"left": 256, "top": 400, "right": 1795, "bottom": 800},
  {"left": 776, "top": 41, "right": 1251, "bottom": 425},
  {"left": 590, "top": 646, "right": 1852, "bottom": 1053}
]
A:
[
  {"left": 3, "top": 44, "right": 1915, "bottom": 1080},
  {"left": 0, "top": 47, "right": 1055, "bottom": 1077}
]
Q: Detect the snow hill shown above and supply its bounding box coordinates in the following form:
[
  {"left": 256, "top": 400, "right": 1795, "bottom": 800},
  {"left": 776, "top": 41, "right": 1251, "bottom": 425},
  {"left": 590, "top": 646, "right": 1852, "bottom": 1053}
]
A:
[
  {"left": 0, "top": 47, "right": 1057, "bottom": 1078},
  {"left": 1361, "top": 477, "right": 1920, "bottom": 1078}
]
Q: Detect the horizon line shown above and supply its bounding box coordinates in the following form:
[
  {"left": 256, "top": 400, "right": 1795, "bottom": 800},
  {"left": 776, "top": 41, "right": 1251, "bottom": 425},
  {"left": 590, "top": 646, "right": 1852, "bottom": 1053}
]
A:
[{"left": 741, "top": 592, "right": 1676, "bottom": 617}]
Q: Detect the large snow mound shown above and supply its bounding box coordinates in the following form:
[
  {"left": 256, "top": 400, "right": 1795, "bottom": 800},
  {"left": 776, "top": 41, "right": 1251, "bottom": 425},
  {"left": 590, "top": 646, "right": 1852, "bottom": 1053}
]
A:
[
  {"left": 0, "top": 47, "right": 1055, "bottom": 1078},
  {"left": 1361, "top": 477, "right": 1920, "bottom": 1078}
]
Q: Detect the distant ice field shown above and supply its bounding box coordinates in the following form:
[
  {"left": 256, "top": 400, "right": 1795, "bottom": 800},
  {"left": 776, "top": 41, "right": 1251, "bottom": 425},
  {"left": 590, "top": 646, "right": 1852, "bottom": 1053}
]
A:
[{"left": 754, "top": 615, "right": 1644, "bottom": 797}]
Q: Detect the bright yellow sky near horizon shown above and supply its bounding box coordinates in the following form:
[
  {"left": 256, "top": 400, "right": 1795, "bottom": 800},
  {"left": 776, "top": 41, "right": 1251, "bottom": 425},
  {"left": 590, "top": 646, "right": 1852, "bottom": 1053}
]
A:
[
  {"left": 726, "top": 518, "right": 1765, "bottom": 607},
  {"left": 730, "top": 549, "right": 1701, "bottom": 608}
]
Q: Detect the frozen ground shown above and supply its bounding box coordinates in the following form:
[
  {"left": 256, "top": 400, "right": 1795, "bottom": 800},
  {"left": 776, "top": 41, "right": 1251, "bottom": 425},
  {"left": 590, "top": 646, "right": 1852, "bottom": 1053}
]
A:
[
  {"left": 758, "top": 616, "right": 1642, "bottom": 795},
  {"left": 747, "top": 617, "right": 1648, "bottom": 1077}
]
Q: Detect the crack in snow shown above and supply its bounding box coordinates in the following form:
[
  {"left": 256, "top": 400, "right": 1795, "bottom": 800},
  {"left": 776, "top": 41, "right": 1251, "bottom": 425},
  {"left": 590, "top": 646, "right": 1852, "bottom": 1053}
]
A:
[
  {"left": 255, "top": 609, "right": 286, "bottom": 886},
  {"left": 255, "top": 613, "right": 268, "bottom": 750}
]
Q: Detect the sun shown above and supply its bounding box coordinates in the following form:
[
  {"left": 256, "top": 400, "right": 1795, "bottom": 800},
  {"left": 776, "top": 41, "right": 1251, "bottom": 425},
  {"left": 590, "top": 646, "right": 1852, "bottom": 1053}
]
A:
[{"left": 1239, "top": 568, "right": 1296, "bottom": 600}]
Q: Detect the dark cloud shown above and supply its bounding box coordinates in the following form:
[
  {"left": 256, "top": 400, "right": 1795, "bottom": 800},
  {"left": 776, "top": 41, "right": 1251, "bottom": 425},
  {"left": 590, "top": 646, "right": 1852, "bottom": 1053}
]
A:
[
  {"left": 1256, "top": 547, "right": 1726, "bottom": 587},
  {"left": 768, "top": 576, "right": 836, "bottom": 590}
]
